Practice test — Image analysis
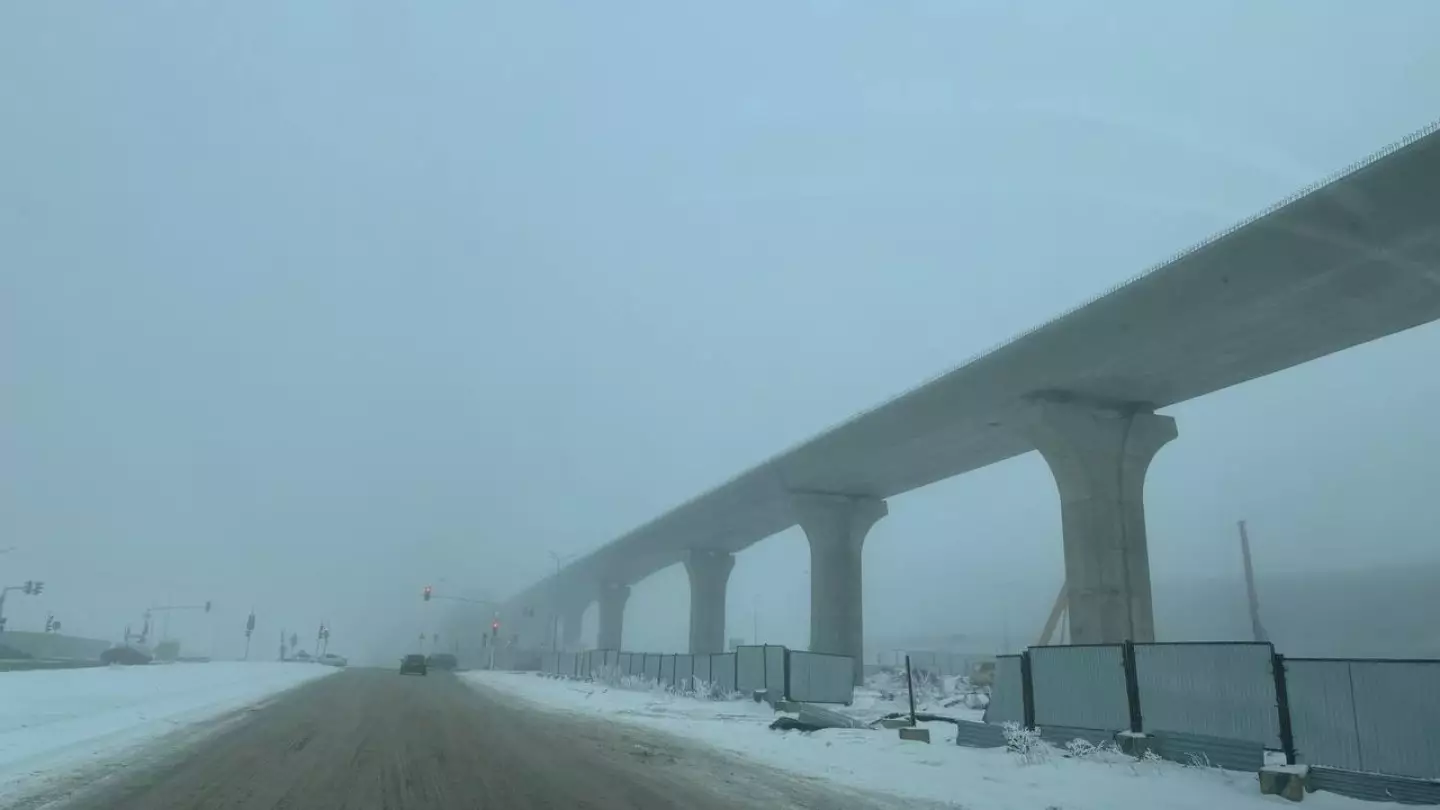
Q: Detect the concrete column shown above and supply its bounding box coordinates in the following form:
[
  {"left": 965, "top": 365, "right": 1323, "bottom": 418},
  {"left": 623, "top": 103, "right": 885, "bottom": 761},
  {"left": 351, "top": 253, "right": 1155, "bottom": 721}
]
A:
[
  {"left": 596, "top": 582, "right": 630, "bottom": 651},
  {"left": 792, "top": 493, "right": 888, "bottom": 685},
  {"left": 560, "top": 601, "right": 588, "bottom": 650},
  {"left": 685, "top": 549, "right": 735, "bottom": 655},
  {"left": 1023, "top": 399, "right": 1177, "bottom": 644}
]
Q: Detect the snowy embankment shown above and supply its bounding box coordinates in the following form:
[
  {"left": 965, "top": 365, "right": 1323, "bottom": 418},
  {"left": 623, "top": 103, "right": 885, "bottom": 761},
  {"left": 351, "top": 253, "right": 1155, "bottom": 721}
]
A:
[
  {"left": 0, "top": 662, "right": 334, "bottom": 801},
  {"left": 466, "top": 671, "right": 1391, "bottom": 810}
]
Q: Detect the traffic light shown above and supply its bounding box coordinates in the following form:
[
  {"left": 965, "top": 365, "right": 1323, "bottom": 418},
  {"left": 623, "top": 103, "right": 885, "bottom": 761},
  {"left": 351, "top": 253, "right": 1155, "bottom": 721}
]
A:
[
  {"left": 44, "top": 614, "right": 54, "bottom": 633},
  {"left": 491, "top": 620, "right": 500, "bottom": 636},
  {"left": 33, "top": 581, "right": 43, "bottom": 595},
  {"left": 22, "top": 580, "right": 34, "bottom": 595},
  {"left": 423, "top": 585, "right": 432, "bottom": 602},
  {"left": 204, "top": 600, "right": 212, "bottom": 613}
]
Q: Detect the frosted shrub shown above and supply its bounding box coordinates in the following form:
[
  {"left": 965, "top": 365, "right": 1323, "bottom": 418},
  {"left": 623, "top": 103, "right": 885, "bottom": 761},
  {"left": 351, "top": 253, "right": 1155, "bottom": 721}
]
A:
[{"left": 1001, "top": 722, "right": 1050, "bottom": 765}]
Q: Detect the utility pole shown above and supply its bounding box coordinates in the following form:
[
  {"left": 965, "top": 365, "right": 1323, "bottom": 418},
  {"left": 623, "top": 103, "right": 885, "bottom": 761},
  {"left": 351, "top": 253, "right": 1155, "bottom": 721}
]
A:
[{"left": 1237, "top": 521, "right": 1268, "bottom": 643}]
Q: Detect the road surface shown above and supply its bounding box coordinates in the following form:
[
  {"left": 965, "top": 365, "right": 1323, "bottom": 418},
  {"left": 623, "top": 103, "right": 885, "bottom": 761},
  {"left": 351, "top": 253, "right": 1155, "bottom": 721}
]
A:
[{"left": 44, "top": 668, "right": 936, "bottom": 810}]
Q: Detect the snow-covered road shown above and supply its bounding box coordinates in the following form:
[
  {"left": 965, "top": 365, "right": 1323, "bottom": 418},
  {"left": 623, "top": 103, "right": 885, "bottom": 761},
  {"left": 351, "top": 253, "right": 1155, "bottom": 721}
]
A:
[
  {"left": 465, "top": 671, "right": 1394, "bottom": 810},
  {"left": 0, "top": 662, "right": 336, "bottom": 803}
]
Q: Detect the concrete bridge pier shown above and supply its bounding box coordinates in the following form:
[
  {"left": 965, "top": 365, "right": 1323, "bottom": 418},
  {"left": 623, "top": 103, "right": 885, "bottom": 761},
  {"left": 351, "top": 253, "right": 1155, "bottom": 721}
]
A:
[
  {"left": 685, "top": 549, "right": 735, "bottom": 655},
  {"left": 596, "top": 582, "right": 631, "bottom": 651},
  {"left": 560, "top": 600, "right": 588, "bottom": 650},
  {"left": 1023, "top": 399, "right": 1177, "bottom": 644},
  {"left": 793, "top": 493, "right": 888, "bottom": 685}
]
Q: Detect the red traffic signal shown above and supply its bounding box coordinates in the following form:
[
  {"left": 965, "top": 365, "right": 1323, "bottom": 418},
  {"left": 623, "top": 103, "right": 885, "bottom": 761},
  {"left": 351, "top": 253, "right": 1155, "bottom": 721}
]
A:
[
  {"left": 491, "top": 620, "right": 499, "bottom": 635},
  {"left": 422, "top": 585, "right": 433, "bottom": 602}
]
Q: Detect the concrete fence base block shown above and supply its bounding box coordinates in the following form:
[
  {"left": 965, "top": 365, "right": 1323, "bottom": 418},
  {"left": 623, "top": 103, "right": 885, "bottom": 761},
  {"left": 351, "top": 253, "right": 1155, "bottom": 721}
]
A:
[
  {"left": 880, "top": 718, "right": 912, "bottom": 729},
  {"left": 898, "top": 727, "right": 931, "bottom": 744},
  {"left": 1259, "top": 766, "right": 1309, "bottom": 803},
  {"left": 1116, "top": 732, "right": 1154, "bottom": 758}
]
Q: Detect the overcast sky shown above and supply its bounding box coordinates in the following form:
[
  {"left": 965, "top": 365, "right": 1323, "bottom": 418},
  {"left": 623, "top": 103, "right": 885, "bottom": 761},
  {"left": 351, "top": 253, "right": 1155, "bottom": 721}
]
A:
[{"left": 3, "top": 1, "right": 1439, "bottom": 663}]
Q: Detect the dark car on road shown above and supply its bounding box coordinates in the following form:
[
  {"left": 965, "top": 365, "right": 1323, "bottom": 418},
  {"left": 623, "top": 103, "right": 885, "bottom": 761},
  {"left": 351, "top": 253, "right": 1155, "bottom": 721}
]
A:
[
  {"left": 426, "top": 653, "right": 458, "bottom": 672},
  {"left": 399, "top": 653, "right": 427, "bottom": 676}
]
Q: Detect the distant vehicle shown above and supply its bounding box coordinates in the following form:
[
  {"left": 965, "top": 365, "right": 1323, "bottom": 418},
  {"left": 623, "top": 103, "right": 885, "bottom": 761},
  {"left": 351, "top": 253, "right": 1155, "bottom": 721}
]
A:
[
  {"left": 317, "top": 653, "right": 348, "bottom": 668},
  {"left": 426, "top": 653, "right": 458, "bottom": 671},
  {"left": 400, "top": 654, "right": 427, "bottom": 676},
  {"left": 292, "top": 650, "right": 313, "bottom": 662}
]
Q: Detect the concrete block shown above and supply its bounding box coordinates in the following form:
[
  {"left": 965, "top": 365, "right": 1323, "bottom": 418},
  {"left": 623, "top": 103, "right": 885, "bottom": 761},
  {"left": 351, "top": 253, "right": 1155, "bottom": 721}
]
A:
[
  {"left": 898, "top": 727, "right": 931, "bottom": 744},
  {"left": 1116, "top": 731, "right": 1153, "bottom": 757},
  {"left": 879, "top": 718, "right": 912, "bottom": 729},
  {"left": 1259, "top": 766, "right": 1308, "bottom": 803}
]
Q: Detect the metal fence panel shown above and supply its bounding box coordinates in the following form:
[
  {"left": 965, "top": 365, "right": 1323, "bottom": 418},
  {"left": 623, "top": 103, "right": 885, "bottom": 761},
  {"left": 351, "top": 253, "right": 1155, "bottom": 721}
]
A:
[
  {"left": 1038, "top": 725, "right": 1115, "bottom": 747},
  {"left": 659, "top": 654, "right": 676, "bottom": 688},
  {"left": 644, "top": 653, "right": 662, "bottom": 682},
  {"left": 1134, "top": 643, "right": 1279, "bottom": 747},
  {"left": 786, "top": 651, "right": 854, "bottom": 703},
  {"left": 604, "top": 650, "right": 619, "bottom": 670},
  {"left": 736, "top": 646, "right": 766, "bottom": 692},
  {"left": 1284, "top": 659, "right": 1362, "bottom": 771},
  {"left": 1308, "top": 766, "right": 1440, "bottom": 805},
  {"left": 693, "top": 653, "right": 712, "bottom": 687},
  {"left": 1149, "top": 730, "right": 1265, "bottom": 772},
  {"left": 985, "top": 655, "right": 1025, "bottom": 725},
  {"left": 617, "top": 652, "right": 632, "bottom": 676},
  {"left": 541, "top": 652, "right": 558, "bottom": 674},
  {"left": 675, "top": 655, "right": 694, "bottom": 691},
  {"left": 1029, "top": 645, "right": 1130, "bottom": 732},
  {"left": 1349, "top": 660, "right": 1440, "bottom": 779},
  {"left": 711, "top": 652, "right": 737, "bottom": 694},
  {"left": 954, "top": 719, "right": 1008, "bottom": 748},
  {"left": 764, "top": 645, "right": 787, "bottom": 693}
]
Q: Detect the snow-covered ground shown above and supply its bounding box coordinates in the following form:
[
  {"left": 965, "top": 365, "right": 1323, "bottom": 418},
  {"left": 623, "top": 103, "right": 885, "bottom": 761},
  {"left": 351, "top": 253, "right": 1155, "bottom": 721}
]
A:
[
  {"left": 467, "top": 671, "right": 1397, "bottom": 810},
  {"left": 0, "top": 662, "right": 335, "bottom": 802}
]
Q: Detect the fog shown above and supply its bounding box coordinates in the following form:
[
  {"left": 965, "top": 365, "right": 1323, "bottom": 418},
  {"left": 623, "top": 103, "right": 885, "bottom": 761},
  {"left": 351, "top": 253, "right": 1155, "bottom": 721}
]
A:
[{"left": 3, "top": 2, "right": 1439, "bottom": 666}]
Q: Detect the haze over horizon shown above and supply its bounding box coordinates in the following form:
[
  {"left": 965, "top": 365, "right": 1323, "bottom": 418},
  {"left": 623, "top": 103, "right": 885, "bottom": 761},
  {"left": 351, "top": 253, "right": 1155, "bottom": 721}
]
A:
[{"left": 5, "top": 1, "right": 1440, "bottom": 665}]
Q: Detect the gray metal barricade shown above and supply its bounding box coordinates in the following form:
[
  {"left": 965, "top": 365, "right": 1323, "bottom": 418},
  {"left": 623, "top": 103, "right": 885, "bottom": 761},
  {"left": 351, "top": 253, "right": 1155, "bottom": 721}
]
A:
[
  {"left": 617, "top": 652, "right": 633, "bottom": 676},
  {"left": 660, "top": 654, "right": 676, "bottom": 688},
  {"left": 675, "top": 654, "right": 695, "bottom": 692},
  {"left": 764, "top": 645, "right": 787, "bottom": 695},
  {"left": 1133, "top": 642, "right": 1280, "bottom": 747},
  {"left": 643, "top": 653, "right": 662, "bottom": 683},
  {"left": 1286, "top": 658, "right": 1440, "bottom": 780},
  {"left": 693, "top": 653, "right": 713, "bottom": 688},
  {"left": 1028, "top": 644, "right": 1130, "bottom": 732},
  {"left": 711, "top": 652, "right": 737, "bottom": 694},
  {"left": 786, "top": 651, "right": 854, "bottom": 704},
  {"left": 736, "top": 646, "right": 766, "bottom": 692},
  {"left": 985, "top": 654, "right": 1025, "bottom": 725}
]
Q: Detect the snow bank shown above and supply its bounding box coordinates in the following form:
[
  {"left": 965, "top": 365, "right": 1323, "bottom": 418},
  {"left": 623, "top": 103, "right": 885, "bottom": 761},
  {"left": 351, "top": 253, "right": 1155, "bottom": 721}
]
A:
[
  {"left": 467, "top": 671, "right": 1392, "bottom": 810},
  {"left": 0, "top": 662, "right": 334, "bottom": 800}
]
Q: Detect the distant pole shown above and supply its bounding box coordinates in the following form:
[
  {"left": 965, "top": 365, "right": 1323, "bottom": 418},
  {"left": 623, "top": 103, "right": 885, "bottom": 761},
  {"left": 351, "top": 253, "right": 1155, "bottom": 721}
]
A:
[
  {"left": 904, "top": 655, "right": 917, "bottom": 727},
  {"left": 1238, "top": 521, "right": 1269, "bottom": 643}
]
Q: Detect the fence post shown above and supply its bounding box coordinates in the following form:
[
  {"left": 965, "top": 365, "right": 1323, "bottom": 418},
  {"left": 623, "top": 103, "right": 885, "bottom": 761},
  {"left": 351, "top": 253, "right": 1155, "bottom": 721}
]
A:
[
  {"left": 784, "top": 648, "right": 792, "bottom": 702},
  {"left": 1019, "top": 651, "right": 1036, "bottom": 729},
  {"left": 1272, "top": 652, "right": 1297, "bottom": 765},
  {"left": 1122, "top": 640, "right": 1144, "bottom": 734}
]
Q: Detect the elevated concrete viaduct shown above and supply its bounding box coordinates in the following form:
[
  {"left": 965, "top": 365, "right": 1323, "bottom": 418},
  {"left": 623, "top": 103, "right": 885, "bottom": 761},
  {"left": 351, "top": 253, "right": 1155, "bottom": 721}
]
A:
[{"left": 506, "top": 123, "right": 1440, "bottom": 682}]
